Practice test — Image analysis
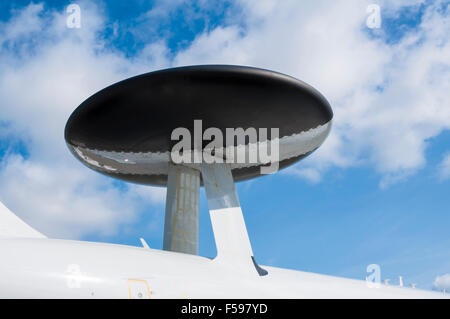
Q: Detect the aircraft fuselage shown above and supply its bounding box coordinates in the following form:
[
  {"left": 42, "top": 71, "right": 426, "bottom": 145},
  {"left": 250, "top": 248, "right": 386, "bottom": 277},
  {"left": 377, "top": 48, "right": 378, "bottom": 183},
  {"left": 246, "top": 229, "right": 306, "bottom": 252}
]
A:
[{"left": 0, "top": 238, "right": 444, "bottom": 299}]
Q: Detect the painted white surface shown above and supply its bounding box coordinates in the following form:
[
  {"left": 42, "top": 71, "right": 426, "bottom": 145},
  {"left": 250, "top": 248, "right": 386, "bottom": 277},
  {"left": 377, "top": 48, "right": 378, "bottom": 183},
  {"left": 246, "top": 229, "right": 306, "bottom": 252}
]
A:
[
  {"left": 0, "top": 201, "right": 45, "bottom": 239},
  {"left": 0, "top": 238, "right": 446, "bottom": 299}
]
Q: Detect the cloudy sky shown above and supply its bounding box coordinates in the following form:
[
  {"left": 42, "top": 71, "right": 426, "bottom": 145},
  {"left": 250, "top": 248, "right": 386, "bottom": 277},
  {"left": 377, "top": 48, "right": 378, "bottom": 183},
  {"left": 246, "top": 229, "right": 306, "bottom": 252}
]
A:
[{"left": 0, "top": 0, "right": 449, "bottom": 291}]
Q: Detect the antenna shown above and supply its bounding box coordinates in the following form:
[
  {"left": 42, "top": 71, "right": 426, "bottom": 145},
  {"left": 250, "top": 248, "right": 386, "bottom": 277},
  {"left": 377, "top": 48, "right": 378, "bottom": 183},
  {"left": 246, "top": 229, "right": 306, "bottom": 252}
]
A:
[{"left": 139, "top": 238, "right": 150, "bottom": 249}]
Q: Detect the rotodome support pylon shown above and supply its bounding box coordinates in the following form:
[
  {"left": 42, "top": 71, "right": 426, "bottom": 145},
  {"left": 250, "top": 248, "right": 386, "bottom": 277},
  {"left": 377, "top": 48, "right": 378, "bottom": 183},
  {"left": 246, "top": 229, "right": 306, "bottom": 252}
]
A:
[{"left": 163, "top": 163, "right": 200, "bottom": 255}]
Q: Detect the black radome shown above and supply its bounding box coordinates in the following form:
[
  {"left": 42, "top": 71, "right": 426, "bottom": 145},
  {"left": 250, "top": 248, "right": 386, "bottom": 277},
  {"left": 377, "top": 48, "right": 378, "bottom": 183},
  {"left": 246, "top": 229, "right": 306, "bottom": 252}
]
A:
[{"left": 65, "top": 65, "right": 333, "bottom": 186}]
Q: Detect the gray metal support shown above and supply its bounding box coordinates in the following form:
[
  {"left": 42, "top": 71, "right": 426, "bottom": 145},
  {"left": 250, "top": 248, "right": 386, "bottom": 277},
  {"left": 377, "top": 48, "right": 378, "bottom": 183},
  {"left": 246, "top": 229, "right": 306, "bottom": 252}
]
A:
[{"left": 163, "top": 162, "right": 200, "bottom": 255}]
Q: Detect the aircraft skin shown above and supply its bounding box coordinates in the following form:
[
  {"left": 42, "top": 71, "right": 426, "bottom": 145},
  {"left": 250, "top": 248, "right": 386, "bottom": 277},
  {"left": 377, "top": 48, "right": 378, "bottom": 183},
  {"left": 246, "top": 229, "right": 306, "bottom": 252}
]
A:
[{"left": 0, "top": 202, "right": 446, "bottom": 299}]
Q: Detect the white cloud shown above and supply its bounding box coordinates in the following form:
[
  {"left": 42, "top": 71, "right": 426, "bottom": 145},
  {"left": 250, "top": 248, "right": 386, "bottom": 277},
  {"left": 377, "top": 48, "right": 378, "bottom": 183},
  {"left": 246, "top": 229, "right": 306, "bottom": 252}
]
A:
[
  {"left": 0, "top": 3, "right": 45, "bottom": 46},
  {"left": 0, "top": 1, "right": 167, "bottom": 239},
  {"left": 433, "top": 274, "right": 450, "bottom": 291},
  {"left": 0, "top": 154, "right": 146, "bottom": 238},
  {"left": 174, "top": 0, "right": 450, "bottom": 186}
]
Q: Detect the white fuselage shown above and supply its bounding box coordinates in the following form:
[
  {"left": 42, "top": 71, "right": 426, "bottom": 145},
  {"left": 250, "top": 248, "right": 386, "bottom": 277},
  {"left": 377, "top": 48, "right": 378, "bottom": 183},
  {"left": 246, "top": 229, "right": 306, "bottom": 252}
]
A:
[{"left": 0, "top": 238, "right": 444, "bottom": 299}]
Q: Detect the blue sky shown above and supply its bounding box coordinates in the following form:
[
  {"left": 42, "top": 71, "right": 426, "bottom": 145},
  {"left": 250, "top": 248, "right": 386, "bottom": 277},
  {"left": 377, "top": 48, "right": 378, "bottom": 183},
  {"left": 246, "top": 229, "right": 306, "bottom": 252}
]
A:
[{"left": 0, "top": 0, "right": 449, "bottom": 291}]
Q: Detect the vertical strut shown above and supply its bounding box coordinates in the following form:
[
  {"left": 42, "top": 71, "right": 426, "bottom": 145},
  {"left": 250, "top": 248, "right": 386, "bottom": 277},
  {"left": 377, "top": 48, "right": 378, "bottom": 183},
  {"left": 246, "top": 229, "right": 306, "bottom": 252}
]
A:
[
  {"left": 163, "top": 162, "right": 200, "bottom": 255},
  {"left": 200, "top": 162, "right": 267, "bottom": 276}
]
